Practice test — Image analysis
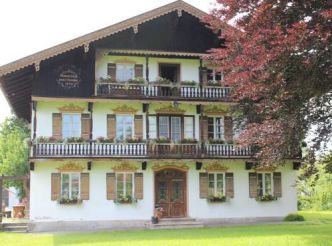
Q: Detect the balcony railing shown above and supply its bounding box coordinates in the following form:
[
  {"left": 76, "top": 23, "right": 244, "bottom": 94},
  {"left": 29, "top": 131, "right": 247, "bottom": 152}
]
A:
[
  {"left": 96, "top": 83, "right": 232, "bottom": 101},
  {"left": 32, "top": 142, "right": 251, "bottom": 158}
]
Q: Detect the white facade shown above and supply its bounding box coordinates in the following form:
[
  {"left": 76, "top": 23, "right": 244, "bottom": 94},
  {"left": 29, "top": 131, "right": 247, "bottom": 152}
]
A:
[{"left": 30, "top": 160, "right": 297, "bottom": 222}]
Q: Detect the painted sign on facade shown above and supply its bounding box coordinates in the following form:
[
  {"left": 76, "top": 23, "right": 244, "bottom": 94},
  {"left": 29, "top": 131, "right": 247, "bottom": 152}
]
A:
[{"left": 56, "top": 65, "right": 81, "bottom": 89}]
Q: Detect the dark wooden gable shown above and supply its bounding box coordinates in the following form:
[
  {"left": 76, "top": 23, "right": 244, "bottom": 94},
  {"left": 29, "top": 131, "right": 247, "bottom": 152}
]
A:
[
  {"left": 33, "top": 47, "right": 95, "bottom": 98},
  {"left": 94, "top": 11, "right": 221, "bottom": 53}
]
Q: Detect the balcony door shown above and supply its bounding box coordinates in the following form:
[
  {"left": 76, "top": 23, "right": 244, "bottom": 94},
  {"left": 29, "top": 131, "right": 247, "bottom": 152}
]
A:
[
  {"left": 155, "top": 169, "right": 187, "bottom": 218},
  {"left": 159, "top": 63, "right": 180, "bottom": 83}
]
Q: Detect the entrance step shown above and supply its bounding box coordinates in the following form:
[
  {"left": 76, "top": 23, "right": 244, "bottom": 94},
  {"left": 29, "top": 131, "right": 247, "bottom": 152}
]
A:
[
  {"left": 2, "top": 223, "right": 28, "bottom": 233},
  {"left": 147, "top": 218, "right": 204, "bottom": 230}
]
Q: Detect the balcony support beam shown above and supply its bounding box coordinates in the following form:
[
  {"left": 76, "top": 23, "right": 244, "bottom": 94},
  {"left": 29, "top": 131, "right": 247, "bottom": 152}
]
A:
[{"left": 145, "top": 56, "right": 149, "bottom": 82}]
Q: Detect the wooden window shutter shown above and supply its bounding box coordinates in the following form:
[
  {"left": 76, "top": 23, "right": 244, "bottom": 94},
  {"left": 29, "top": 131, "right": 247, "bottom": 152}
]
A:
[
  {"left": 273, "top": 172, "right": 282, "bottom": 197},
  {"left": 225, "top": 173, "right": 234, "bottom": 198},
  {"left": 81, "top": 114, "right": 91, "bottom": 140},
  {"left": 134, "top": 64, "right": 143, "bottom": 78},
  {"left": 106, "top": 173, "right": 116, "bottom": 200},
  {"left": 51, "top": 173, "right": 61, "bottom": 201},
  {"left": 199, "top": 116, "right": 209, "bottom": 141},
  {"left": 107, "top": 63, "right": 116, "bottom": 81},
  {"left": 134, "top": 173, "right": 143, "bottom": 200},
  {"left": 134, "top": 115, "right": 143, "bottom": 140},
  {"left": 249, "top": 173, "right": 258, "bottom": 198},
  {"left": 202, "top": 67, "right": 208, "bottom": 84},
  {"left": 224, "top": 116, "right": 233, "bottom": 142},
  {"left": 107, "top": 114, "right": 116, "bottom": 139},
  {"left": 52, "top": 113, "right": 62, "bottom": 140},
  {"left": 199, "top": 173, "right": 208, "bottom": 198},
  {"left": 80, "top": 173, "right": 90, "bottom": 200}
]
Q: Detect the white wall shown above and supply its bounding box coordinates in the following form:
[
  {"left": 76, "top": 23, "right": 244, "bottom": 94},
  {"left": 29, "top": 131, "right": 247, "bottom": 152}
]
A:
[
  {"left": 30, "top": 160, "right": 297, "bottom": 222},
  {"left": 95, "top": 49, "right": 200, "bottom": 82}
]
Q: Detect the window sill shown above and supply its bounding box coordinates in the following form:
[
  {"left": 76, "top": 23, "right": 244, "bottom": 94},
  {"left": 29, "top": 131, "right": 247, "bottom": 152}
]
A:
[
  {"left": 58, "top": 198, "right": 83, "bottom": 205},
  {"left": 255, "top": 195, "right": 278, "bottom": 202},
  {"left": 207, "top": 196, "right": 227, "bottom": 203}
]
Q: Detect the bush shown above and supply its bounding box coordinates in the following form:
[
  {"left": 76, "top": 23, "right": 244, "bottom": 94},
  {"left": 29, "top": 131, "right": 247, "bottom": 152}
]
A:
[{"left": 284, "top": 214, "right": 305, "bottom": 222}]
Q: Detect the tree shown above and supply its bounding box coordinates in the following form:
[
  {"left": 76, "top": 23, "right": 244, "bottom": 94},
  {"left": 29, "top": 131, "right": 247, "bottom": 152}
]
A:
[
  {"left": 0, "top": 117, "right": 30, "bottom": 199},
  {"left": 205, "top": 0, "right": 331, "bottom": 165}
]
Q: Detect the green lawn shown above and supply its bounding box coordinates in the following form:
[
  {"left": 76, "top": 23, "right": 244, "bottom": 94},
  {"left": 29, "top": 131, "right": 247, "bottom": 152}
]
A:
[{"left": 1, "top": 211, "right": 332, "bottom": 246}]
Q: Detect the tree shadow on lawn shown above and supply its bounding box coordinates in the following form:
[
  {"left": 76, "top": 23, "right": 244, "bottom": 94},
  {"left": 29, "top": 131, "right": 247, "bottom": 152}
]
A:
[{"left": 51, "top": 223, "right": 332, "bottom": 246}]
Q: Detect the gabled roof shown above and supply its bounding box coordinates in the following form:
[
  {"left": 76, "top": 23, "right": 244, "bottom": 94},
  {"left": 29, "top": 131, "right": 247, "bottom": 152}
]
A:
[{"left": 0, "top": 0, "right": 207, "bottom": 76}]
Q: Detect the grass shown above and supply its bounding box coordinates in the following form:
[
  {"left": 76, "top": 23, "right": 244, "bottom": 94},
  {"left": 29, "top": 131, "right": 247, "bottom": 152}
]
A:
[{"left": 1, "top": 211, "right": 332, "bottom": 246}]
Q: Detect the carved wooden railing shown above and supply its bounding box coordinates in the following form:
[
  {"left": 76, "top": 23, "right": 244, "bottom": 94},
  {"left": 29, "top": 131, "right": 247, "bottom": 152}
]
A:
[
  {"left": 96, "top": 83, "right": 232, "bottom": 100},
  {"left": 32, "top": 142, "right": 251, "bottom": 158}
]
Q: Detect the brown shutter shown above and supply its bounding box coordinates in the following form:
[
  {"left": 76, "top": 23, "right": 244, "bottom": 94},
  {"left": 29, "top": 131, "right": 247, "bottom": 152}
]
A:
[
  {"left": 273, "top": 172, "right": 282, "bottom": 197},
  {"left": 200, "top": 116, "right": 209, "bottom": 141},
  {"left": 51, "top": 173, "right": 61, "bottom": 201},
  {"left": 107, "top": 114, "right": 116, "bottom": 140},
  {"left": 134, "top": 64, "right": 143, "bottom": 78},
  {"left": 202, "top": 67, "right": 208, "bottom": 84},
  {"left": 81, "top": 114, "right": 91, "bottom": 140},
  {"left": 134, "top": 173, "right": 143, "bottom": 200},
  {"left": 107, "top": 63, "right": 116, "bottom": 81},
  {"left": 249, "top": 172, "right": 258, "bottom": 198},
  {"left": 225, "top": 173, "right": 234, "bottom": 198},
  {"left": 199, "top": 173, "right": 208, "bottom": 198},
  {"left": 224, "top": 116, "right": 233, "bottom": 142},
  {"left": 80, "top": 173, "right": 90, "bottom": 200},
  {"left": 52, "top": 113, "right": 62, "bottom": 140},
  {"left": 134, "top": 115, "right": 143, "bottom": 140},
  {"left": 106, "top": 173, "right": 116, "bottom": 200}
]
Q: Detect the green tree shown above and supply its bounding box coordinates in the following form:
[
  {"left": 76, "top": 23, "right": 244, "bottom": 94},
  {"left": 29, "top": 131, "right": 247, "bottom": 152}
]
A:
[{"left": 0, "top": 117, "right": 30, "bottom": 199}]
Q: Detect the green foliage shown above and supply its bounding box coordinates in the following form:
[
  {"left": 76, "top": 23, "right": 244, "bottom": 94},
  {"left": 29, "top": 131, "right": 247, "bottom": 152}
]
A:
[
  {"left": 284, "top": 214, "right": 305, "bottom": 222},
  {"left": 298, "top": 153, "right": 332, "bottom": 210},
  {"left": 0, "top": 117, "right": 30, "bottom": 199}
]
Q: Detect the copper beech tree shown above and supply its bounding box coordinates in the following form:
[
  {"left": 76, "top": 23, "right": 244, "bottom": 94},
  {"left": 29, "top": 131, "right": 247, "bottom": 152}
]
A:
[{"left": 204, "top": 0, "right": 331, "bottom": 166}]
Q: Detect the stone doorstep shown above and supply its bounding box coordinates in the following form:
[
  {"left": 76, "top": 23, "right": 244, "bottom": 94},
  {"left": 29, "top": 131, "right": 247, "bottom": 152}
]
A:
[
  {"left": 146, "top": 217, "right": 204, "bottom": 230},
  {"left": 2, "top": 223, "right": 28, "bottom": 233}
]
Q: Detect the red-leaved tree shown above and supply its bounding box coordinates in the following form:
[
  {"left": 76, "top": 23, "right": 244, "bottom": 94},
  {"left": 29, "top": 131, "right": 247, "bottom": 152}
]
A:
[{"left": 204, "top": 1, "right": 331, "bottom": 166}]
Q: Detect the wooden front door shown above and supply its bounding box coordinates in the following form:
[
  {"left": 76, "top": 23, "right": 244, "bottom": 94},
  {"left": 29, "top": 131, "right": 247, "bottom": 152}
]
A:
[{"left": 155, "top": 169, "right": 186, "bottom": 218}]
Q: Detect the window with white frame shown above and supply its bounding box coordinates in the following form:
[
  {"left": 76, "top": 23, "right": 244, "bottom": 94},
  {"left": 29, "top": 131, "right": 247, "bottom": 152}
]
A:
[
  {"left": 207, "top": 68, "right": 224, "bottom": 82},
  {"left": 116, "top": 63, "right": 134, "bottom": 82},
  {"left": 208, "top": 173, "right": 225, "bottom": 197},
  {"left": 116, "top": 115, "right": 133, "bottom": 141},
  {"left": 116, "top": 173, "right": 134, "bottom": 199},
  {"left": 184, "top": 116, "right": 194, "bottom": 139},
  {"left": 208, "top": 117, "right": 225, "bottom": 140},
  {"left": 149, "top": 116, "right": 157, "bottom": 139},
  {"left": 257, "top": 173, "right": 273, "bottom": 196},
  {"left": 61, "top": 173, "right": 80, "bottom": 199},
  {"left": 159, "top": 116, "right": 169, "bottom": 139},
  {"left": 62, "top": 113, "right": 81, "bottom": 139}
]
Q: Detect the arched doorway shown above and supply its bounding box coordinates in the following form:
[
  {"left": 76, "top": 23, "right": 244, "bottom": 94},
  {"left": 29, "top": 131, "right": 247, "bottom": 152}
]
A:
[{"left": 154, "top": 168, "right": 187, "bottom": 218}]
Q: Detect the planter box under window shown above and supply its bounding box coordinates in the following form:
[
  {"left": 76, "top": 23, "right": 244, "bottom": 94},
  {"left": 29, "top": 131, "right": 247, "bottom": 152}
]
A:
[
  {"left": 58, "top": 198, "right": 82, "bottom": 205},
  {"left": 255, "top": 195, "right": 277, "bottom": 202},
  {"left": 208, "top": 196, "right": 227, "bottom": 203}
]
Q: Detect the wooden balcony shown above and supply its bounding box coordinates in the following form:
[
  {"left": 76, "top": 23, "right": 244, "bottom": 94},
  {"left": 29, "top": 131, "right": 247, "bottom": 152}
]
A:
[
  {"left": 95, "top": 83, "right": 232, "bottom": 101},
  {"left": 32, "top": 142, "right": 251, "bottom": 159}
]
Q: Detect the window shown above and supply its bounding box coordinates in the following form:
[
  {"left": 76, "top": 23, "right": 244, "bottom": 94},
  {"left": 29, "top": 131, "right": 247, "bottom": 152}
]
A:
[
  {"left": 208, "top": 117, "right": 225, "bottom": 140},
  {"left": 208, "top": 173, "right": 225, "bottom": 197},
  {"left": 207, "top": 68, "right": 224, "bottom": 82},
  {"left": 116, "top": 115, "right": 133, "bottom": 141},
  {"left": 61, "top": 173, "right": 80, "bottom": 199},
  {"left": 257, "top": 173, "right": 273, "bottom": 196},
  {"left": 158, "top": 116, "right": 182, "bottom": 141},
  {"left": 116, "top": 173, "right": 134, "bottom": 199},
  {"left": 149, "top": 116, "right": 157, "bottom": 139},
  {"left": 62, "top": 114, "right": 81, "bottom": 139},
  {"left": 171, "top": 117, "right": 181, "bottom": 141},
  {"left": 159, "top": 116, "right": 169, "bottom": 139},
  {"left": 116, "top": 63, "right": 134, "bottom": 82},
  {"left": 184, "top": 117, "right": 194, "bottom": 139}
]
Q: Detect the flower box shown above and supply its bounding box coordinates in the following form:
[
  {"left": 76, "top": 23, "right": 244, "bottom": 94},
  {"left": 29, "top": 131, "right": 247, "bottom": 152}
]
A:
[
  {"left": 208, "top": 196, "right": 227, "bottom": 203},
  {"left": 58, "top": 198, "right": 82, "bottom": 205},
  {"left": 114, "top": 196, "right": 137, "bottom": 204},
  {"left": 256, "top": 194, "right": 277, "bottom": 202}
]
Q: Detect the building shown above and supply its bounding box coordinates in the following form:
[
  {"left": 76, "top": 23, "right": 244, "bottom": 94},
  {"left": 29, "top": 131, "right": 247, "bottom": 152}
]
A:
[{"left": 0, "top": 1, "right": 298, "bottom": 232}]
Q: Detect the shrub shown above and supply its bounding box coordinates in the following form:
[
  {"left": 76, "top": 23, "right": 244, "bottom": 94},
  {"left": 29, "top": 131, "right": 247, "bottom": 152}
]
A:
[{"left": 284, "top": 214, "right": 305, "bottom": 222}]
